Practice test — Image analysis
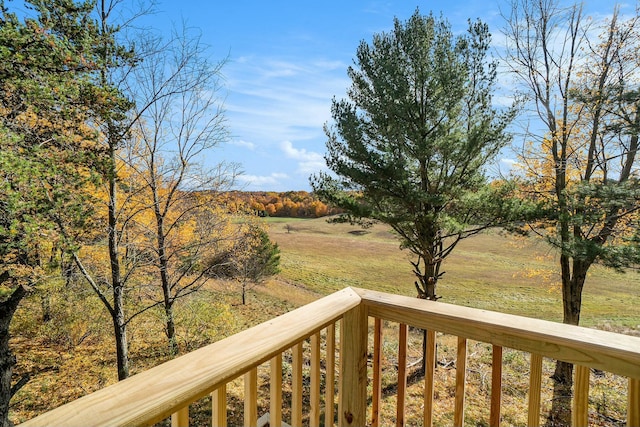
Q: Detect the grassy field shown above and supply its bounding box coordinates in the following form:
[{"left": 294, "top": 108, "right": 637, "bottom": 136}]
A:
[
  {"left": 10, "top": 215, "right": 639, "bottom": 425},
  {"left": 262, "top": 216, "right": 639, "bottom": 426},
  {"left": 266, "top": 216, "right": 640, "bottom": 330}
]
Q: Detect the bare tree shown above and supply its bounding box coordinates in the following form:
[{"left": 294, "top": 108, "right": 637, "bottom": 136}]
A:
[
  {"left": 502, "top": 2, "right": 640, "bottom": 424},
  {"left": 131, "top": 27, "right": 239, "bottom": 355},
  {"left": 65, "top": 0, "right": 230, "bottom": 379}
]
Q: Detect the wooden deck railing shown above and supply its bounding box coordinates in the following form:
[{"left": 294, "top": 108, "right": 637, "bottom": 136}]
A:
[{"left": 19, "top": 287, "right": 640, "bottom": 427}]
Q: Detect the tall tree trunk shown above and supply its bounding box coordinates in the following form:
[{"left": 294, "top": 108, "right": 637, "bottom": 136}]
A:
[
  {"left": 547, "top": 258, "right": 588, "bottom": 427},
  {"left": 414, "top": 257, "right": 440, "bottom": 375},
  {"left": 155, "top": 209, "right": 178, "bottom": 356},
  {"left": 159, "top": 262, "right": 177, "bottom": 356},
  {"left": 0, "top": 285, "right": 27, "bottom": 427},
  {"left": 108, "top": 141, "right": 129, "bottom": 380},
  {"left": 164, "top": 302, "right": 177, "bottom": 356},
  {"left": 112, "top": 291, "right": 129, "bottom": 380}
]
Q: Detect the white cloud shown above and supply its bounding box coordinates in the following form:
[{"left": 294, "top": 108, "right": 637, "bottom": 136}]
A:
[
  {"left": 228, "top": 139, "right": 256, "bottom": 150},
  {"left": 236, "top": 172, "right": 289, "bottom": 188},
  {"left": 223, "top": 55, "right": 349, "bottom": 145},
  {"left": 217, "top": 54, "right": 346, "bottom": 190},
  {"left": 280, "top": 141, "right": 326, "bottom": 174},
  {"left": 497, "top": 157, "right": 520, "bottom": 176}
]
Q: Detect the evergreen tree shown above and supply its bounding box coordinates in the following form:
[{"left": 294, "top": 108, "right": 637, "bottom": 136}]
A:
[
  {"left": 207, "top": 224, "right": 280, "bottom": 305},
  {"left": 0, "top": 1, "right": 100, "bottom": 424},
  {"left": 312, "top": 10, "right": 516, "bottom": 302}
]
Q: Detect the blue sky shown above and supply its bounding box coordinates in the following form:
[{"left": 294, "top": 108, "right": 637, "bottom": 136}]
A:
[
  {"left": 22, "top": 0, "right": 624, "bottom": 191},
  {"left": 145, "top": 1, "right": 516, "bottom": 191}
]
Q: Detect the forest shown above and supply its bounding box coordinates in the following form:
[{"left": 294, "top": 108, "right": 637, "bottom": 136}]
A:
[{"left": 217, "top": 191, "right": 340, "bottom": 218}]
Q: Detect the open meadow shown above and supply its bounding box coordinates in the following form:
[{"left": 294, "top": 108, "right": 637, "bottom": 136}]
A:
[
  {"left": 264, "top": 216, "right": 640, "bottom": 426},
  {"left": 9, "top": 216, "right": 640, "bottom": 425},
  {"left": 266, "top": 216, "right": 640, "bottom": 330}
]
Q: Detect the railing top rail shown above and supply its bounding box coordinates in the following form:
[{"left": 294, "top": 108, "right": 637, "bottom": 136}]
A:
[
  {"left": 356, "top": 287, "right": 640, "bottom": 379},
  {"left": 20, "top": 287, "right": 362, "bottom": 427}
]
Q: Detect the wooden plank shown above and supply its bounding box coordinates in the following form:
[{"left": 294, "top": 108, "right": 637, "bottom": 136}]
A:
[
  {"left": 629, "top": 377, "right": 640, "bottom": 427},
  {"left": 423, "top": 330, "right": 436, "bottom": 427},
  {"left": 325, "top": 322, "right": 336, "bottom": 427},
  {"left": 527, "top": 353, "right": 543, "bottom": 427},
  {"left": 310, "top": 332, "right": 321, "bottom": 427},
  {"left": 490, "top": 345, "right": 502, "bottom": 427},
  {"left": 339, "top": 305, "right": 368, "bottom": 427},
  {"left": 20, "top": 288, "right": 362, "bottom": 427},
  {"left": 337, "top": 319, "right": 343, "bottom": 426},
  {"left": 371, "top": 318, "right": 383, "bottom": 427},
  {"left": 244, "top": 368, "right": 258, "bottom": 427},
  {"left": 270, "top": 354, "right": 283, "bottom": 427},
  {"left": 396, "top": 323, "right": 408, "bottom": 427},
  {"left": 572, "top": 365, "right": 590, "bottom": 427},
  {"left": 292, "top": 343, "right": 303, "bottom": 427},
  {"left": 357, "top": 288, "right": 640, "bottom": 378},
  {"left": 454, "top": 337, "right": 467, "bottom": 427},
  {"left": 171, "top": 407, "right": 189, "bottom": 427},
  {"left": 211, "top": 384, "right": 226, "bottom": 427}
]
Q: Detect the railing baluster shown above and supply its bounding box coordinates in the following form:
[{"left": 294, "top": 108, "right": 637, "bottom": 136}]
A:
[
  {"left": 270, "top": 354, "right": 283, "bottom": 427},
  {"left": 423, "top": 329, "right": 436, "bottom": 427},
  {"left": 311, "top": 332, "right": 321, "bottom": 427},
  {"left": 372, "top": 318, "right": 383, "bottom": 427},
  {"left": 244, "top": 368, "right": 258, "bottom": 427},
  {"left": 490, "top": 345, "right": 503, "bottom": 427},
  {"left": 629, "top": 377, "right": 640, "bottom": 427},
  {"left": 19, "top": 288, "right": 640, "bottom": 427},
  {"left": 528, "top": 353, "right": 543, "bottom": 427},
  {"left": 338, "top": 318, "right": 343, "bottom": 424},
  {"left": 454, "top": 336, "right": 468, "bottom": 427},
  {"left": 171, "top": 406, "right": 189, "bottom": 427},
  {"left": 396, "top": 323, "right": 408, "bottom": 427},
  {"left": 292, "top": 342, "right": 304, "bottom": 427},
  {"left": 325, "top": 322, "right": 336, "bottom": 427},
  {"left": 572, "top": 365, "right": 590, "bottom": 427},
  {"left": 339, "top": 305, "right": 368, "bottom": 427},
  {"left": 212, "top": 384, "right": 227, "bottom": 427}
]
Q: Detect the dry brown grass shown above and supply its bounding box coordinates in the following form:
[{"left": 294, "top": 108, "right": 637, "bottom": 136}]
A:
[
  {"left": 269, "top": 217, "right": 640, "bottom": 329},
  {"left": 9, "top": 216, "right": 639, "bottom": 425}
]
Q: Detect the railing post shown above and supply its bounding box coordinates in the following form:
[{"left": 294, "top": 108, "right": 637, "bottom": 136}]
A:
[
  {"left": 371, "top": 318, "right": 383, "bottom": 427},
  {"left": 396, "top": 323, "right": 408, "bottom": 427},
  {"left": 490, "top": 345, "right": 503, "bottom": 427},
  {"left": 629, "top": 377, "right": 640, "bottom": 427},
  {"left": 292, "top": 343, "right": 304, "bottom": 427},
  {"left": 339, "top": 304, "right": 368, "bottom": 427},
  {"left": 244, "top": 368, "right": 258, "bottom": 427},
  {"left": 171, "top": 406, "right": 189, "bottom": 427},
  {"left": 572, "top": 365, "right": 589, "bottom": 427},
  {"left": 310, "top": 331, "right": 321, "bottom": 427},
  {"left": 423, "top": 330, "right": 437, "bottom": 427},
  {"left": 454, "top": 337, "right": 468, "bottom": 427},
  {"left": 212, "top": 384, "right": 227, "bottom": 427},
  {"left": 528, "top": 354, "right": 543, "bottom": 427},
  {"left": 325, "top": 323, "right": 336, "bottom": 427},
  {"left": 270, "top": 354, "right": 283, "bottom": 427}
]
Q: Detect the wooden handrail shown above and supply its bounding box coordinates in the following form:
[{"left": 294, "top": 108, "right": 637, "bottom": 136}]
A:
[
  {"left": 355, "top": 288, "right": 640, "bottom": 378},
  {"left": 18, "top": 286, "right": 640, "bottom": 427},
  {"left": 20, "top": 287, "right": 361, "bottom": 427}
]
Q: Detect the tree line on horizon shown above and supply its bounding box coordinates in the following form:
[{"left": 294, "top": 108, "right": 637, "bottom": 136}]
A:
[{"left": 215, "top": 190, "right": 342, "bottom": 218}]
